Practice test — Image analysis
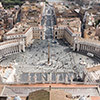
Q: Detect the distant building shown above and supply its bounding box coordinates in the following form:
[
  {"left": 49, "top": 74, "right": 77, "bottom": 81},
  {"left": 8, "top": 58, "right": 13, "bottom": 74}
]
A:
[
  {"left": 21, "top": 1, "right": 31, "bottom": 12},
  {"left": 4, "top": 23, "right": 33, "bottom": 47},
  {"left": 21, "top": 2, "right": 44, "bottom": 40},
  {"left": 53, "top": 3, "right": 81, "bottom": 46}
]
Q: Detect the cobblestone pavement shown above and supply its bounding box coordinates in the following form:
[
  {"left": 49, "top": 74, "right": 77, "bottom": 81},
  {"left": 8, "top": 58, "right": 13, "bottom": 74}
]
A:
[
  {"left": 0, "top": 4, "right": 99, "bottom": 83},
  {"left": 0, "top": 39, "right": 98, "bottom": 78}
]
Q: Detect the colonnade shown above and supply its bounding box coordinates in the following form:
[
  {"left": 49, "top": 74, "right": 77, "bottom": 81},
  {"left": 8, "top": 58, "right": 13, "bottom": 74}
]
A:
[
  {"left": 0, "top": 40, "right": 25, "bottom": 62},
  {"left": 73, "top": 38, "right": 100, "bottom": 56}
]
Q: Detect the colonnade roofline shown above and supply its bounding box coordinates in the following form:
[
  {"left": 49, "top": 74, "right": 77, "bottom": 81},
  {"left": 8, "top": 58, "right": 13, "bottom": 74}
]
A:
[
  {"left": 75, "top": 37, "right": 100, "bottom": 47},
  {"left": 0, "top": 39, "right": 20, "bottom": 46},
  {"left": 0, "top": 39, "right": 25, "bottom": 61},
  {"left": 5, "top": 26, "right": 32, "bottom": 36}
]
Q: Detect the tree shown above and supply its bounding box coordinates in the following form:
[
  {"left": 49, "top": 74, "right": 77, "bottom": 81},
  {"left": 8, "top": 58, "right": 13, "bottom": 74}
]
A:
[{"left": 1, "top": 0, "right": 24, "bottom": 8}]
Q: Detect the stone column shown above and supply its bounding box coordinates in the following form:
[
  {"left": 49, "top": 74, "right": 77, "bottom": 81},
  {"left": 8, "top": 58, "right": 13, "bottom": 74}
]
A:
[
  {"left": 65, "top": 74, "right": 68, "bottom": 84},
  {"left": 84, "top": 45, "right": 86, "bottom": 51},
  {"left": 86, "top": 45, "right": 87, "bottom": 51},
  {"left": 16, "top": 46, "right": 19, "bottom": 53},
  {"left": 42, "top": 73, "right": 45, "bottom": 84},
  {"left": 81, "top": 44, "right": 83, "bottom": 51},
  {"left": 42, "top": 30, "right": 45, "bottom": 40},
  {"left": 77, "top": 44, "right": 80, "bottom": 51},
  {"left": 82, "top": 45, "right": 84, "bottom": 50},
  {"left": 19, "top": 44, "right": 21, "bottom": 52},
  {"left": 49, "top": 73, "right": 52, "bottom": 84},
  {"left": 28, "top": 73, "right": 30, "bottom": 83},
  {"left": 73, "top": 43, "right": 76, "bottom": 51},
  {"left": 70, "top": 75, "right": 73, "bottom": 84},
  {"left": 34, "top": 73, "right": 37, "bottom": 83},
  {"left": 56, "top": 73, "right": 59, "bottom": 83},
  {"left": 22, "top": 44, "right": 25, "bottom": 52}
]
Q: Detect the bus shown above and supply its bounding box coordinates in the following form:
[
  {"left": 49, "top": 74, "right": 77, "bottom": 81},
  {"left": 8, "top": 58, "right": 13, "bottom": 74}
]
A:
[{"left": 87, "top": 52, "right": 94, "bottom": 57}]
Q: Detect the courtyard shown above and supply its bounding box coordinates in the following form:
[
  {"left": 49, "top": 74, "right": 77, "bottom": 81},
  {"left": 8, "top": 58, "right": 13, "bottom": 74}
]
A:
[{"left": 0, "top": 39, "right": 98, "bottom": 83}]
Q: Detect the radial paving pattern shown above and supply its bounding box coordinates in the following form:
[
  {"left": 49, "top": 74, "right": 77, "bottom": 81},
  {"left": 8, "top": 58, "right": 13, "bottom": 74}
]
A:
[
  {"left": 0, "top": 3, "right": 99, "bottom": 83},
  {"left": 0, "top": 39, "right": 98, "bottom": 83}
]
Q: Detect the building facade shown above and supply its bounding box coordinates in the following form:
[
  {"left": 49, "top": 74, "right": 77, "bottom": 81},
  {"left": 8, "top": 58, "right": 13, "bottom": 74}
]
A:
[{"left": 4, "top": 23, "right": 33, "bottom": 47}]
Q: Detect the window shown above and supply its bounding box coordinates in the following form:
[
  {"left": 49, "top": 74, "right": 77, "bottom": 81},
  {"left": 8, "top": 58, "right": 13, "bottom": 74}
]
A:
[{"left": 55, "top": 32, "right": 57, "bottom": 35}]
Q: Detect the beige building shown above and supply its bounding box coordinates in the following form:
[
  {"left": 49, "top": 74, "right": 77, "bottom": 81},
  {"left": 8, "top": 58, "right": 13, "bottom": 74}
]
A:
[
  {"left": 21, "top": 2, "right": 44, "bottom": 40},
  {"left": 53, "top": 3, "right": 100, "bottom": 58},
  {"left": 54, "top": 24, "right": 81, "bottom": 46},
  {"left": 33, "top": 26, "right": 44, "bottom": 39},
  {"left": 21, "top": 1, "right": 31, "bottom": 12},
  {"left": 53, "top": 3, "right": 81, "bottom": 46},
  {"left": 0, "top": 2, "right": 45, "bottom": 62},
  {"left": 54, "top": 21, "right": 81, "bottom": 46},
  {"left": 4, "top": 23, "right": 33, "bottom": 47},
  {"left": 53, "top": 25, "right": 66, "bottom": 39}
]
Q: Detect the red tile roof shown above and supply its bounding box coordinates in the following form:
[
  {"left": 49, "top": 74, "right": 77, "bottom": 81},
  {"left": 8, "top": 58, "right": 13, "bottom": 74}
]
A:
[{"left": 91, "top": 96, "right": 100, "bottom": 100}]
